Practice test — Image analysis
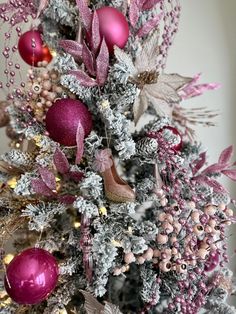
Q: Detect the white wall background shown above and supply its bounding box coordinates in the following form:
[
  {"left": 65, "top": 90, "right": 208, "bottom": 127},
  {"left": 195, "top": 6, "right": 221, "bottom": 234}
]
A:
[{"left": 0, "top": 0, "right": 236, "bottom": 305}]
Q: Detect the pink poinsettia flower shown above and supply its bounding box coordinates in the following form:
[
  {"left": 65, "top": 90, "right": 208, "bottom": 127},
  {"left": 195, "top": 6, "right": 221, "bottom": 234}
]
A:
[{"left": 92, "top": 148, "right": 113, "bottom": 172}]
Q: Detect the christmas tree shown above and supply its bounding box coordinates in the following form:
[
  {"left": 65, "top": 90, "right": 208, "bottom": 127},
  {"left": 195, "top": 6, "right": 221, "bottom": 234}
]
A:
[{"left": 0, "top": 0, "right": 236, "bottom": 313}]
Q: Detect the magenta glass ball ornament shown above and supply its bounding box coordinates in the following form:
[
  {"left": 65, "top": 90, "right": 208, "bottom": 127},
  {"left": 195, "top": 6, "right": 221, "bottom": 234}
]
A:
[
  {"left": 96, "top": 7, "right": 129, "bottom": 52},
  {"left": 45, "top": 98, "right": 93, "bottom": 146},
  {"left": 4, "top": 248, "right": 59, "bottom": 305},
  {"left": 204, "top": 251, "right": 220, "bottom": 272},
  {"left": 18, "top": 30, "right": 52, "bottom": 66}
]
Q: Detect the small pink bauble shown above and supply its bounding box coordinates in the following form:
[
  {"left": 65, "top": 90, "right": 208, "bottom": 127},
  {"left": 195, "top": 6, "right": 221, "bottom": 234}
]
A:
[
  {"left": 96, "top": 7, "right": 129, "bottom": 52},
  {"left": 45, "top": 99, "right": 93, "bottom": 146},
  {"left": 205, "top": 251, "right": 220, "bottom": 272},
  {"left": 18, "top": 30, "right": 52, "bottom": 66},
  {"left": 4, "top": 248, "right": 59, "bottom": 305}
]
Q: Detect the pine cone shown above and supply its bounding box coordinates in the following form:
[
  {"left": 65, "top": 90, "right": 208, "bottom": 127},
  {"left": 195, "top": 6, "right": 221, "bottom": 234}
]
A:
[
  {"left": 136, "top": 137, "right": 158, "bottom": 159},
  {"left": 212, "top": 193, "right": 231, "bottom": 206},
  {"left": 2, "top": 150, "right": 34, "bottom": 169}
]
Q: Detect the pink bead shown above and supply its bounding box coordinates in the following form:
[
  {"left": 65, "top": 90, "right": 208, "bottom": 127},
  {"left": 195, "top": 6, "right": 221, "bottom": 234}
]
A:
[
  {"left": 191, "top": 211, "right": 200, "bottom": 223},
  {"left": 173, "top": 221, "right": 181, "bottom": 233},
  {"left": 143, "top": 248, "right": 154, "bottom": 261},
  {"left": 158, "top": 213, "right": 167, "bottom": 222},
  {"left": 137, "top": 256, "right": 145, "bottom": 265},
  {"left": 172, "top": 248, "right": 178, "bottom": 255},
  {"left": 225, "top": 208, "right": 233, "bottom": 217},
  {"left": 193, "top": 224, "right": 204, "bottom": 236},
  {"left": 204, "top": 225, "right": 212, "bottom": 233},
  {"left": 124, "top": 252, "right": 135, "bottom": 264},
  {"left": 208, "top": 219, "right": 216, "bottom": 228},
  {"left": 160, "top": 197, "right": 168, "bottom": 206},
  {"left": 162, "top": 221, "right": 174, "bottom": 234},
  {"left": 218, "top": 203, "right": 226, "bottom": 211},
  {"left": 159, "top": 261, "right": 172, "bottom": 272},
  {"left": 153, "top": 249, "right": 160, "bottom": 257},
  {"left": 113, "top": 267, "right": 122, "bottom": 276},
  {"left": 157, "top": 234, "right": 168, "bottom": 245},
  {"left": 166, "top": 213, "right": 174, "bottom": 223},
  {"left": 43, "top": 80, "right": 52, "bottom": 90},
  {"left": 197, "top": 248, "right": 209, "bottom": 259},
  {"left": 204, "top": 205, "right": 216, "bottom": 216}
]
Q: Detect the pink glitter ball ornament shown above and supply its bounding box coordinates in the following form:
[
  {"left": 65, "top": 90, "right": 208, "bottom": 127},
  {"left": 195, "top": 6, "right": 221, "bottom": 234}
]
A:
[
  {"left": 96, "top": 7, "right": 129, "bottom": 52},
  {"left": 45, "top": 98, "right": 93, "bottom": 146},
  {"left": 4, "top": 248, "right": 59, "bottom": 305}
]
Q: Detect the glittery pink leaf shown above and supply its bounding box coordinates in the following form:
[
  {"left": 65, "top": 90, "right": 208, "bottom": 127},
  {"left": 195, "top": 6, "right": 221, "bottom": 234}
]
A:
[
  {"left": 142, "top": 0, "right": 161, "bottom": 10},
  {"left": 69, "top": 70, "right": 98, "bottom": 87},
  {"left": 68, "top": 171, "right": 84, "bottom": 182},
  {"left": 192, "top": 152, "right": 207, "bottom": 175},
  {"left": 180, "top": 74, "right": 221, "bottom": 100},
  {"left": 91, "top": 11, "right": 101, "bottom": 53},
  {"left": 96, "top": 38, "right": 109, "bottom": 86},
  {"left": 82, "top": 42, "right": 96, "bottom": 76},
  {"left": 195, "top": 176, "right": 226, "bottom": 193},
  {"left": 53, "top": 148, "right": 70, "bottom": 174},
  {"left": 222, "top": 169, "right": 236, "bottom": 181},
  {"left": 187, "top": 73, "right": 201, "bottom": 87},
  {"left": 76, "top": 121, "right": 85, "bottom": 164},
  {"left": 39, "top": 167, "right": 57, "bottom": 191},
  {"left": 129, "top": 0, "right": 140, "bottom": 28},
  {"left": 76, "top": 0, "right": 92, "bottom": 31},
  {"left": 137, "top": 13, "right": 163, "bottom": 38},
  {"left": 202, "top": 163, "right": 228, "bottom": 175},
  {"left": 59, "top": 40, "right": 83, "bottom": 60},
  {"left": 58, "top": 195, "right": 76, "bottom": 204},
  {"left": 206, "top": 178, "right": 227, "bottom": 193},
  {"left": 31, "top": 179, "right": 54, "bottom": 197},
  {"left": 218, "top": 146, "right": 234, "bottom": 165},
  {"left": 37, "top": 0, "right": 49, "bottom": 17}
]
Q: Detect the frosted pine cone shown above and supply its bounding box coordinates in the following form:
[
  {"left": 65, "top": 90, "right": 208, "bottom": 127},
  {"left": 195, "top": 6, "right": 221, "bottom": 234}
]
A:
[
  {"left": 212, "top": 193, "right": 231, "bottom": 206},
  {"left": 1, "top": 150, "right": 34, "bottom": 169},
  {"left": 136, "top": 138, "right": 158, "bottom": 159}
]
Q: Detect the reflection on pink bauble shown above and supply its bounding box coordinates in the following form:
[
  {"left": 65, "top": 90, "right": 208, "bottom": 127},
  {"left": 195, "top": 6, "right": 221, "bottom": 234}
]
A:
[
  {"left": 4, "top": 248, "right": 59, "bottom": 305},
  {"left": 18, "top": 30, "right": 52, "bottom": 66},
  {"left": 96, "top": 7, "right": 129, "bottom": 52},
  {"left": 205, "top": 251, "right": 220, "bottom": 272},
  {"left": 45, "top": 99, "right": 93, "bottom": 146}
]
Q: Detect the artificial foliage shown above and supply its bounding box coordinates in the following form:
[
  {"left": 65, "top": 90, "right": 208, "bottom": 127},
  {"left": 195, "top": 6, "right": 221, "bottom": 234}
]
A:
[{"left": 0, "top": 0, "right": 236, "bottom": 313}]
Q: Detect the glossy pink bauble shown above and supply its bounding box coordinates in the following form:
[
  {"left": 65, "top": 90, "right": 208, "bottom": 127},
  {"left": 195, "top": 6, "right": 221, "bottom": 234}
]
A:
[
  {"left": 204, "top": 251, "right": 220, "bottom": 272},
  {"left": 161, "top": 126, "right": 183, "bottom": 152},
  {"left": 45, "top": 99, "right": 93, "bottom": 146},
  {"left": 18, "top": 30, "right": 52, "bottom": 66},
  {"left": 96, "top": 7, "right": 129, "bottom": 52},
  {"left": 4, "top": 248, "right": 59, "bottom": 305}
]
